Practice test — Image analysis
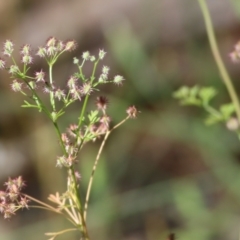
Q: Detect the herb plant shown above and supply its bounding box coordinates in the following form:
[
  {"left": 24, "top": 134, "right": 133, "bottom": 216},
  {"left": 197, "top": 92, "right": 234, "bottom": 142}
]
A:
[{"left": 0, "top": 37, "right": 137, "bottom": 240}]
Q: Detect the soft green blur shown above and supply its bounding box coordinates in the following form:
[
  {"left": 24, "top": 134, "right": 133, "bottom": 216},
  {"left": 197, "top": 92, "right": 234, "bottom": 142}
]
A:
[{"left": 0, "top": 1, "right": 240, "bottom": 240}]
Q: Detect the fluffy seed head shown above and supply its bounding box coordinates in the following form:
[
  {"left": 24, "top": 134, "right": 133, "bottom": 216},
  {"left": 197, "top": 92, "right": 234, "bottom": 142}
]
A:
[
  {"left": 36, "top": 47, "right": 46, "bottom": 58},
  {"left": 96, "top": 96, "right": 108, "bottom": 111},
  {"left": 99, "top": 49, "right": 106, "bottom": 60},
  {"left": 46, "top": 37, "right": 57, "bottom": 47},
  {"left": 113, "top": 75, "right": 124, "bottom": 85},
  {"left": 126, "top": 105, "right": 138, "bottom": 118},
  {"left": 64, "top": 40, "right": 77, "bottom": 51},
  {"left": 0, "top": 58, "right": 6, "bottom": 69},
  {"left": 20, "top": 44, "right": 31, "bottom": 56},
  {"left": 54, "top": 88, "right": 65, "bottom": 101},
  {"left": 35, "top": 70, "right": 45, "bottom": 82},
  {"left": 3, "top": 40, "right": 14, "bottom": 56},
  {"left": 80, "top": 83, "right": 93, "bottom": 95},
  {"left": 82, "top": 51, "right": 90, "bottom": 60},
  {"left": 11, "top": 80, "right": 23, "bottom": 92},
  {"left": 9, "top": 65, "right": 20, "bottom": 75},
  {"left": 21, "top": 55, "right": 33, "bottom": 65}
]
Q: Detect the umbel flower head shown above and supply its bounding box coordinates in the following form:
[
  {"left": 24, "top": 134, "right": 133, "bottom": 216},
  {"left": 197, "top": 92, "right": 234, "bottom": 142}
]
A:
[
  {"left": 126, "top": 105, "right": 138, "bottom": 118},
  {"left": 0, "top": 176, "right": 29, "bottom": 219},
  {"left": 96, "top": 96, "right": 108, "bottom": 112}
]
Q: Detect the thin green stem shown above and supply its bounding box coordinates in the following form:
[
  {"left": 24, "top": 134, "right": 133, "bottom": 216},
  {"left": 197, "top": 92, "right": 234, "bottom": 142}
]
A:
[
  {"left": 77, "top": 59, "right": 100, "bottom": 129},
  {"left": 78, "top": 95, "right": 89, "bottom": 128},
  {"left": 52, "top": 121, "right": 67, "bottom": 155},
  {"left": 198, "top": 0, "right": 240, "bottom": 123},
  {"left": 203, "top": 104, "right": 222, "bottom": 118},
  {"left": 24, "top": 81, "right": 52, "bottom": 119},
  {"left": 49, "top": 64, "right": 56, "bottom": 111}
]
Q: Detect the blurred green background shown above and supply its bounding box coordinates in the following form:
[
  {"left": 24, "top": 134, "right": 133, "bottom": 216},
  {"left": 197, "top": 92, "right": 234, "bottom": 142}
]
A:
[{"left": 0, "top": 0, "right": 240, "bottom": 239}]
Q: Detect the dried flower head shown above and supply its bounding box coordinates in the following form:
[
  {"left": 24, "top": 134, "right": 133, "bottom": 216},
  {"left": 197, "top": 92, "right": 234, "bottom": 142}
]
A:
[
  {"left": 96, "top": 96, "right": 108, "bottom": 111},
  {"left": 82, "top": 51, "right": 90, "bottom": 61},
  {"left": 126, "top": 105, "right": 138, "bottom": 118},
  {"left": 3, "top": 40, "right": 14, "bottom": 57},
  {"left": 11, "top": 80, "right": 23, "bottom": 92},
  {"left": 0, "top": 176, "right": 28, "bottom": 219},
  {"left": 64, "top": 40, "right": 77, "bottom": 52},
  {"left": 54, "top": 88, "right": 66, "bottom": 101},
  {"left": 8, "top": 65, "right": 20, "bottom": 76},
  {"left": 67, "top": 75, "right": 78, "bottom": 89},
  {"left": 99, "top": 49, "right": 106, "bottom": 60},
  {"left": 35, "top": 70, "right": 45, "bottom": 82},
  {"left": 102, "top": 66, "right": 110, "bottom": 75},
  {"left": 36, "top": 47, "right": 47, "bottom": 58},
  {"left": 56, "top": 40, "right": 65, "bottom": 52},
  {"left": 80, "top": 83, "right": 93, "bottom": 95},
  {"left": 73, "top": 57, "right": 79, "bottom": 65},
  {"left": 113, "top": 75, "right": 124, "bottom": 85},
  {"left": 20, "top": 44, "right": 31, "bottom": 56},
  {"left": 46, "top": 37, "right": 57, "bottom": 47},
  {"left": 21, "top": 54, "right": 33, "bottom": 65},
  {"left": 0, "top": 58, "right": 5, "bottom": 69},
  {"left": 70, "top": 87, "right": 81, "bottom": 100}
]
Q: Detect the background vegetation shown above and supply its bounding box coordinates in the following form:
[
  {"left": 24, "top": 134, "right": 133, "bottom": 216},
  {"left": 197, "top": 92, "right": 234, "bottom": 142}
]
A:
[{"left": 0, "top": 0, "right": 240, "bottom": 239}]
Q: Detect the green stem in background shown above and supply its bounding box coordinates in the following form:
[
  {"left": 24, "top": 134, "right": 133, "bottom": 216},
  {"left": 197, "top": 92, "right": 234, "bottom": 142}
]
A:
[
  {"left": 203, "top": 104, "right": 222, "bottom": 118},
  {"left": 198, "top": 0, "right": 240, "bottom": 124}
]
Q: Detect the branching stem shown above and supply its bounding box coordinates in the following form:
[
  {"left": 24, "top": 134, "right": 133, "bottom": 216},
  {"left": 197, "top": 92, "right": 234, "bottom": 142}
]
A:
[{"left": 198, "top": 0, "right": 240, "bottom": 123}]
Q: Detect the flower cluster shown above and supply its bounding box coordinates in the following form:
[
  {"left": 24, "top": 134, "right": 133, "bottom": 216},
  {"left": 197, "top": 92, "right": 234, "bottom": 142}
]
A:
[
  {"left": 0, "top": 38, "right": 138, "bottom": 240},
  {"left": 56, "top": 96, "right": 112, "bottom": 168},
  {"left": 0, "top": 176, "right": 29, "bottom": 219}
]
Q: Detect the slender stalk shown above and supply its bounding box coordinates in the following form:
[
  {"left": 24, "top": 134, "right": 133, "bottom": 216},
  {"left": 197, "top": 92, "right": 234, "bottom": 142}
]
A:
[
  {"left": 84, "top": 117, "right": 129, "bottom": 220},
  {"left": 69, "top": 167, "right": 90, "bottom": 239},
  {"left": 52, "top": 121, "right": 67, "bottom": 155},
  {"left": 198, "top": 0, "right": 240, "bottom": 123},
  {"left": 78, "top": 94, "right": 90, "bottom": 128},
  {"left": 28, "top": 205, "right": 76, "bottom": 225},
  {"left": 84, "top": 131, "right": 110, "bottom": 220},
  {"left": 24, "top": 194, "right": 61, "bottom": 214},
  {"left": 45, "top": 228, "right": 78, "bottom": 237},
  {"left": 49, "top": 64, "right": 56, "bottom": 111}
]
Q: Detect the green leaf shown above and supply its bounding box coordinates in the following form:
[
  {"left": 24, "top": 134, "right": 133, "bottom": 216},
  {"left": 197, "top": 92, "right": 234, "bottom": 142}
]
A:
[
  {"left": 199, "top": 87, "right": 217, "bottom": 104},
  {"left": 173, "top": 86, "right": 201, "bottom": 106},
  {"left": 172, "top": 86, "right": 189, "bottom": 99},
  {"left": 88, "top": 110, "right": 100, "bottom": 123},
  {"left": 220, "top": 103, "right": 235, "bottom": 119},
  {"left": 189, "top": 85, "right": 200, "bottom": 98},
  {"left": 180, "top": 98, "right": 201, "bottom": 106},
  {"left": 21, "top": 100, "right": 39, "bottom": 108},
  {"left": 204, "top": 114, "right": 224, "bottom": 125}
]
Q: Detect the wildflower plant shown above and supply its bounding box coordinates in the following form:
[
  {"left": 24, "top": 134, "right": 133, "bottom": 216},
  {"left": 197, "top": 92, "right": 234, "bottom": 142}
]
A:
[{"left": 0, "top": 37, "right": 137, "bottom": 240}]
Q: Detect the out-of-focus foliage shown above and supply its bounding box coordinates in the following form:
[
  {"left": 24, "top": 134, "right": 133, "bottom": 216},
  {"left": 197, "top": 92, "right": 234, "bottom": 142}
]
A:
[{"left": 1, "top": 0, "right": 240, "bottom": 240}]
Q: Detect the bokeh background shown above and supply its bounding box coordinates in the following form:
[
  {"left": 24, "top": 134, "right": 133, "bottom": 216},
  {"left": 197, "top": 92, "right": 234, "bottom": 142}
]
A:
[{"left": 0, "top": 0, "right": 240, "bottom": 239}]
